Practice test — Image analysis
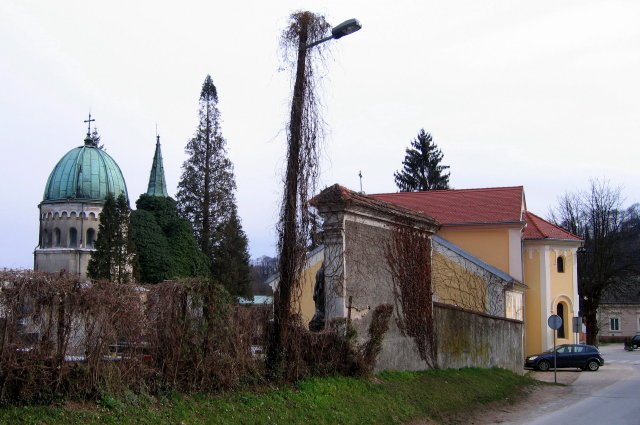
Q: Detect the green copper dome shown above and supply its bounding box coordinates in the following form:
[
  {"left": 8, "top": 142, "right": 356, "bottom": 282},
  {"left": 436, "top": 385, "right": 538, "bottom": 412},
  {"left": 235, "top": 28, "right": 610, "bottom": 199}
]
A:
[{"left": 43, "top": 142, "right": 129, "bottom": 203}]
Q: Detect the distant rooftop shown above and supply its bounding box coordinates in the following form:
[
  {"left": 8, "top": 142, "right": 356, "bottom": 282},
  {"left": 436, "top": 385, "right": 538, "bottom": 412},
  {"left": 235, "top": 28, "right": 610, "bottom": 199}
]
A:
[{"left": 523, "top": 211, "right": 582, "bottom": 241}]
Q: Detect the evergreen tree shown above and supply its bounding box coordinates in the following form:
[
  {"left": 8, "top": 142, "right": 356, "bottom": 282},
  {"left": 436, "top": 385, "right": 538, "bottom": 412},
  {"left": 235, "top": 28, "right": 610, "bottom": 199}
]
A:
[
  {"left": 131, "top": 194, "right": 210, "bottom": 283},
  {"left": 130, "top": 209, "right": 173, "bottom": 283},
  {"left": 88, "top": 193, "right": 137, "bottom": 283},
  {"left": 176, "top": 75, "right": 251, "bottom": 294},
  {"left": 212, "top": 205, "right": 252, "bottom": 298},
  {"left": 394, "top": 129, "right": 450, "bottom": 192}
]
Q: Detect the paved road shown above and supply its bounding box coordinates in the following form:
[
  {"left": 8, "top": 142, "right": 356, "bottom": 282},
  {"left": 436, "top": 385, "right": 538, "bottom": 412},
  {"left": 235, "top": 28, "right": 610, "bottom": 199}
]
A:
[{"left": 524, "top": 344, "right": 640, "bottom": 425}]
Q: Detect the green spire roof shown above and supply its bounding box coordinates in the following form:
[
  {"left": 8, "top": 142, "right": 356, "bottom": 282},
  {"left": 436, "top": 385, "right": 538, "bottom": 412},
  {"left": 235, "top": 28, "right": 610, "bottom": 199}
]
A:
[
  {"left": 43, "top": 136, "right": 128, "bottom": 203},
  {"left": 146, "top": 135, "right": 169, "bottom": 197}
]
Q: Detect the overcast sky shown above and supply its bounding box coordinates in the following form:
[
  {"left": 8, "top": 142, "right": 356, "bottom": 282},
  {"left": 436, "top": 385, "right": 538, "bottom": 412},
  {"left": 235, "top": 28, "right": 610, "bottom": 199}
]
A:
[{"left": 1, "top": 0, "right": 639, "bottom": 269}]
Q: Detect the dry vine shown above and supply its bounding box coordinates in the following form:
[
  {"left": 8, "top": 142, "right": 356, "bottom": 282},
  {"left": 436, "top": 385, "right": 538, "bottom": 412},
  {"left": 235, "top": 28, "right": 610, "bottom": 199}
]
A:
[
  {"left": 385, "top": 223, "right": 437, "bottom": 368},
  {"left": 432, "top": 244, "right": 506, "bottom": 316},
  {"left": 269, "top": 11, "right": 332, "bottom": 377}
]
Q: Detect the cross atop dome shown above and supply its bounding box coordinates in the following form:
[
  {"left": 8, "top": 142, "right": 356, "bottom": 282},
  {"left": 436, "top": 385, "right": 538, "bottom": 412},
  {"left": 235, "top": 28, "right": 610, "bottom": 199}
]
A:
[
  {"left": 84, "top": 113, "right": 95, "bottom": 135},
  {"left": 83, "top": 113, "right": 97, "bottom": 147}
]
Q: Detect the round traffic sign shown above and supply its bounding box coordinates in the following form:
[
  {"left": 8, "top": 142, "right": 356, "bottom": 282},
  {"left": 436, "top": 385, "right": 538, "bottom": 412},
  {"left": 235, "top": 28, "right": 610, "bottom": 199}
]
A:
[{"left": 548, "top": 314, "right": 563, "bottom": 330}]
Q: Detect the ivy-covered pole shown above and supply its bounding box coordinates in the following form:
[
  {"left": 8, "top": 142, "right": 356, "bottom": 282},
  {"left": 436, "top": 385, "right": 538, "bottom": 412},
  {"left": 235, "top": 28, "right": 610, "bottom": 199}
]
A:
[
  {"left": 268, "top": 12, "right": 361, "bottom": 378},
  {"left": 268, "top": 12, "right": 310, "bottom": 379}
]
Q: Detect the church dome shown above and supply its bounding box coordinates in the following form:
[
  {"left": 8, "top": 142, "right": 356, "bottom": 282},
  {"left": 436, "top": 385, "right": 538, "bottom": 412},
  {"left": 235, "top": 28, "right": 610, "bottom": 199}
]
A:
[{"left": 43, "top": 139, "right": 128, "bottom": 203}]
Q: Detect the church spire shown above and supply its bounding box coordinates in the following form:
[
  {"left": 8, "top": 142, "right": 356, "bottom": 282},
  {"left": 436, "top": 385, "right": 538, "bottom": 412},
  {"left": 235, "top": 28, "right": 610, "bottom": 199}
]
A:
[{"left": 146, "top": 134, "right": 169, "bottom": 197}]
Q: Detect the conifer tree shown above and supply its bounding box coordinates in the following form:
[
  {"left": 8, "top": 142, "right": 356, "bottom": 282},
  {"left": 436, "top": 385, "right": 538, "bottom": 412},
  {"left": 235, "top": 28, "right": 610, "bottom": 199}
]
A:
[
  {"left": 394, "top": 129, "right": 450, "bottom": 192},
  {"left": 176, "top": 75, "right": 251, "bottom": 295},
  {"left": 212, "top": 205, "right": 252, "bottom": 298},
  {"left": 88, "top": 193, "right": 137, "bottom": 283}
]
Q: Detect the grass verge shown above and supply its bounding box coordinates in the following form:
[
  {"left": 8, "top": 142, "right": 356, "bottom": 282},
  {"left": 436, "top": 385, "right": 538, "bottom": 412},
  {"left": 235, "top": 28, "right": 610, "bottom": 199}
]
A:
[{"left": 0, "top": 368, "right": 536, "bottom": 425}]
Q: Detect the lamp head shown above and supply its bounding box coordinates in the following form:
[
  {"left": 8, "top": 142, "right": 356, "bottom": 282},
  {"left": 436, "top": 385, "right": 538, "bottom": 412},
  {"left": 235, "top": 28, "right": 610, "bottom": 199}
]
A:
[{"left": 332, "top": 18, "right": 362, "bottom": 39}]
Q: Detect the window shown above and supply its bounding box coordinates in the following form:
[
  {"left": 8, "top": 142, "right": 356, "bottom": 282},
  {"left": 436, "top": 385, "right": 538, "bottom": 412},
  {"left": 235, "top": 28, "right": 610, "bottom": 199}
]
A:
[
  {"left": 54, "top": 228, "right": 61, "bottom": 247},
  {"left": 557, "top": 256, "right": 565, "bottom": 273},
  {"left": 69, "top": 228, "right": 77, "bottom": 248},
  {"left": 610, "top": 317, "right": 620, "bottom": 332},
  {"left": 86, "top": 228, "right": 96, "bottom": 249},
  {"left": 557, "top": 303, "right": 566, "bottom": 338}
]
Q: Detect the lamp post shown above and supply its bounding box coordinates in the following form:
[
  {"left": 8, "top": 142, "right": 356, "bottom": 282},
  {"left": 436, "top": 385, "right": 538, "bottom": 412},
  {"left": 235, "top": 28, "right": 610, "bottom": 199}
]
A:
[{"left": 270, "top": 14, "right": 361, "bottom": 376}]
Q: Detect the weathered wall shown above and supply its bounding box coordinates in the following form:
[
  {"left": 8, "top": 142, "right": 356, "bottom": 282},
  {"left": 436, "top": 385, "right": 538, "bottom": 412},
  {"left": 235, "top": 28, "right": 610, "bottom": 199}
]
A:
[
  {"left": 34, "top": 249, "right": 92, "bottom": 277},
  {"left": 313, "top": 185, "right": 525, "bottom": 373},
  {"left": 343, "top": 219, "right": 430, "bottom": 371},
  {"left": 435, "top": 303, "right": 524, "bottom": 374}
]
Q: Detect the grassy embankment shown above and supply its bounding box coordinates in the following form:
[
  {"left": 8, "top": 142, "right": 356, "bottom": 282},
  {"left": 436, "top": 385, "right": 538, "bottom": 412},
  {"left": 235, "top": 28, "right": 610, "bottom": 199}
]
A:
[{"left": 0, "top": 368, "right": 537, "bottom": 425}]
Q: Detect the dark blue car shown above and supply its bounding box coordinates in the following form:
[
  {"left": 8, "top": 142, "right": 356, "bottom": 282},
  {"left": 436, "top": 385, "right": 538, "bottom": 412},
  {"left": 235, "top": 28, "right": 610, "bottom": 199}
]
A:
[{"left": 525, "top": 344, "right": 604, "bottom": 371}]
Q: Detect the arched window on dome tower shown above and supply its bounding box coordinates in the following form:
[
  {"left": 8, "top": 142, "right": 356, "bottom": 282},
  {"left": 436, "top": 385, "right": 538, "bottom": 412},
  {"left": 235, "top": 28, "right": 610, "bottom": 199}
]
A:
[
  {"left": 54, "top": 228, "right": 61, "bottom": 247},
  {"left": 42, "top": 229, "right": 50, "bottom": 248},
  {"left": 69, "top": 227, "right": 78, "bottom": 248},
  {"left": 86, "top": 228, "right": 96, "bottom": 249}
]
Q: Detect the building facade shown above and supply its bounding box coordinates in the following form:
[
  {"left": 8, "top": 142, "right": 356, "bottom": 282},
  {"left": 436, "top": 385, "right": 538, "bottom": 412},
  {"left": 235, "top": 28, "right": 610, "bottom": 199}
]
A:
[
  {"left": 34, "top": 130, "right": 129, "bottom": 277},
  {"left": 373, "top": 186, "right": 582, "bottom": 356}
]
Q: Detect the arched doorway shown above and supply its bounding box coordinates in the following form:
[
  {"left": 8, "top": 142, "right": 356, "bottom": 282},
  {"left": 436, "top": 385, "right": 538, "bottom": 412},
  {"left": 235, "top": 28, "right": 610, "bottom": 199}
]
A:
[{"left": 557, "top": 302, "right": 566, "bottom": 339}]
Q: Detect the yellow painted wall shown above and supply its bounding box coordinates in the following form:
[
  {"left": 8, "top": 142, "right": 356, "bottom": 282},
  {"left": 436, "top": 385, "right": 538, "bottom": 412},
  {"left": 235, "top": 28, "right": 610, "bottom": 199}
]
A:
[
  {"left": 298, "top": 255, "right": 323, "bottom": 327},
  {"left": 549, "top": 251, "right": 575, "bottom": 345},
  {"left": 523, "top": 250, "right": 542, "bottom": 355},
  {"left": 438, "top": 228, "right": 510, "bottom": 276},
  {"left": 432, "top": 251, "right": 488, "bottom": 313}
]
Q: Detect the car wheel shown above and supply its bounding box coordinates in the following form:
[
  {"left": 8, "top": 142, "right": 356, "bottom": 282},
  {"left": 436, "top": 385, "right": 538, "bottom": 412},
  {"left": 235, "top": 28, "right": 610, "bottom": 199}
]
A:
[
  {"left": 537, "top": 360, "right": 550, "bottom": 371},
  {"left": 586, "top": 360, "right": 600, "bottom": 371}
]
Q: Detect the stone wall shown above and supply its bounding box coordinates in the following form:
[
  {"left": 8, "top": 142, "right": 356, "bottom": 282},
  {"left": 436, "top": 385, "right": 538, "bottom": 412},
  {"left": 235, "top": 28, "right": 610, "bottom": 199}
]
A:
[
  {"left": 435, "top": 303, "right": 524, "bottom": 374},
  {"left": 312, "top": 184, "right": 524, "bottom": 373},
  {"left": 343, "top": 219, "right": 431, "bottom": 371}
]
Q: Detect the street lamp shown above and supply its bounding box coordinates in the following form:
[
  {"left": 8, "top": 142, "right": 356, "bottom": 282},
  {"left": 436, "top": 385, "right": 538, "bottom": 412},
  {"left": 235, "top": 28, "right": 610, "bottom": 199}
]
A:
[{"left": 307, "top": 18, "right": 362, "bottom": 48}]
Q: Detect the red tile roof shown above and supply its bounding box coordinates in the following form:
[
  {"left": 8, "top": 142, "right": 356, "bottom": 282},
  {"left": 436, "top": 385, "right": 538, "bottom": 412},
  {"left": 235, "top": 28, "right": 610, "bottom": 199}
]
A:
[
  {"left": 371, "top": 186, "right": 525, "bottom": 225},
  {"left": 523, "top": 211, "right": 582, "bottom": 241}
]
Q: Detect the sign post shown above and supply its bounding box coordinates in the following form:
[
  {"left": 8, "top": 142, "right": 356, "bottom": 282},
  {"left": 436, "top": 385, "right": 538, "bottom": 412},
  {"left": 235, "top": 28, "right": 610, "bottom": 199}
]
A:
[
  {"left": 548, "top": 314, "right": 563, "bottom": 384},
  {"left": 572, "top": 316, "right": 581, "bottom": 345}
]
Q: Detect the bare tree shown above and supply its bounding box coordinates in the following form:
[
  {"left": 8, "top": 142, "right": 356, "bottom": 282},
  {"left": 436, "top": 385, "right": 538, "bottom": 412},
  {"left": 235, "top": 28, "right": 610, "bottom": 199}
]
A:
[{"left": 550, "top": 179, "right": 638, "bottom": 344}]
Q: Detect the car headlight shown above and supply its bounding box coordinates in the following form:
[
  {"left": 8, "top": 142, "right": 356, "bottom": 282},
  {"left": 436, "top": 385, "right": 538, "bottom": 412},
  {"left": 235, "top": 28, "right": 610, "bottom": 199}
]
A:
[{"left": 528, "top": 356, "right": 538, "bottom": 361}]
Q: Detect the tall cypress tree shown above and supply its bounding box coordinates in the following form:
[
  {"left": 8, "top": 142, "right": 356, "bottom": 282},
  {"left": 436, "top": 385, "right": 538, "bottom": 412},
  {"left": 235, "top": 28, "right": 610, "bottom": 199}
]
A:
[
  {"left": 394, "top": 129, "right": 450, "bottom": 192},
  {"left": 176, "top": 75, "right": 251, "bottom": 296},
  {"left": 88, "top": 193, "right": 137, "bottom": 283}
]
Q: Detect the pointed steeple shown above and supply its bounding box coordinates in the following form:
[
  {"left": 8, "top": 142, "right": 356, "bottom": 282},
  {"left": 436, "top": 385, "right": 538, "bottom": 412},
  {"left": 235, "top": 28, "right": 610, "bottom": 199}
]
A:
[{"left": 146, "top": 134, "right": 169, "bottom": 197}]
